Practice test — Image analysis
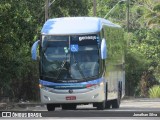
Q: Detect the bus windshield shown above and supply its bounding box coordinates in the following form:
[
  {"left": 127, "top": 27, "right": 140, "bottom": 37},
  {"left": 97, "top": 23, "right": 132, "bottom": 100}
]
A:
[{"left": 40, "top": 35, "right": 100, "bottom": 83}]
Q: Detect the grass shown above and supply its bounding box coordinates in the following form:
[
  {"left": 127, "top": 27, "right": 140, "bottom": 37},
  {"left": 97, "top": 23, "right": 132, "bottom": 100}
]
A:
[{"left": 149, "top": 85, "right": 160, "bottom": 98}]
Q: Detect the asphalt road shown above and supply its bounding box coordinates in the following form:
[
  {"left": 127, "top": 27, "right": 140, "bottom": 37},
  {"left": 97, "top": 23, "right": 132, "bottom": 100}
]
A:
[
  {"left": 1, "top": 98, "right": 160, "bottom": 119},
  {"left": 22, "top": 98, "right": 160, "bottom": 111}
]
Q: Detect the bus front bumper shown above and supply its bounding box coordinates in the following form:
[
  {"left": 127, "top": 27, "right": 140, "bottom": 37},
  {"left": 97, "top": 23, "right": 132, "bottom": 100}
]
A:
[{"left": 40, "top": 86, "right": 105, "bottom": 104}]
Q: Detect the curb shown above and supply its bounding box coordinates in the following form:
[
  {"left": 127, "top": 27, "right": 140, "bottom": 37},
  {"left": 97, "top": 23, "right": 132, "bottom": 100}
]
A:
[{"left": 0, "top": 102, "right": 45, "bottom": 110}]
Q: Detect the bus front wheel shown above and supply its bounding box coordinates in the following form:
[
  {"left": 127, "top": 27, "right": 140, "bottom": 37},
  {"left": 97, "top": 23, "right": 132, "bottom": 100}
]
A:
[
  {"left": 47, "top": 104, "right": 55, "bottom": 111},
  {"left": 96, "top": 101, "right": 105, "bottom": 110}
]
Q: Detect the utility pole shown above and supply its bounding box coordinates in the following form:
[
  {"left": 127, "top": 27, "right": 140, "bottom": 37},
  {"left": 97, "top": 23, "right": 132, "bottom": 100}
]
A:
[
  {"left": 45, "top": 0, "right": 49, "bottom": 22},
  {"left": 126, "top": 0, "right": 130, "bottom": 96},
  {"left": 127, "top": 0, "right": 130, "bottom": 32},
  {"left": 45, "top": 0, "right": 56, "bottom": 22},
  {"left": 93, "top": 0, "right": 96, "bottom": 16}
]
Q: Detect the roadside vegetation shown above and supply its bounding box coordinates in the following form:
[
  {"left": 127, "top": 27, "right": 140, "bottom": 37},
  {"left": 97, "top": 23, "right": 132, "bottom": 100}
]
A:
[
  {"left": 0, "top": 0, "right": 159, "bottom": 101},
  {"left": 149, "top": 85, "right": 160, "bottom": 98}
]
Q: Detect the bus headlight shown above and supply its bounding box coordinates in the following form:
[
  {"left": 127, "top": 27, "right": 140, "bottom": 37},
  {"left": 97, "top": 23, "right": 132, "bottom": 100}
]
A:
[
  {"left": 39, "top": 84, "right": 43, "bottom": 88},
  {"left": 86, "top": 81, "right": 104, "bottom": 89},
  {"left": 39, "top": 84, "right": 53, "bottom": 92},
  {"left": 99, "top": 81, "right": 104, "bottom": 87},
  {"left": 39, "top": 84, "right": 47, "bottom": 89}
]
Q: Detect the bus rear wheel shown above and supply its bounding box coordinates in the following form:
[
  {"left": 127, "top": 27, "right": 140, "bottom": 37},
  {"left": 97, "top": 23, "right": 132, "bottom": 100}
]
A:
[
  {"left": 111, "top": 90, "right": 121, "bottom": 108},
  {"left": 47, "top": 104, "right": 55, "bottom": 111},
  {"left": 105, "top": 101, "right": 111, "bottom": 109}
]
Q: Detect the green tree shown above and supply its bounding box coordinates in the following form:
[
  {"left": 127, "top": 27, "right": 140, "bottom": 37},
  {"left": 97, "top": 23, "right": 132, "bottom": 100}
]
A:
[
  {"left": 125, "top": 0, "right": 160, "bottom": 96},
  {"left": 0, "top": 0, "right": 41, "bottom": 100},
  {"left": 49, "top": 0, "right": 91, "bottom": 17}
]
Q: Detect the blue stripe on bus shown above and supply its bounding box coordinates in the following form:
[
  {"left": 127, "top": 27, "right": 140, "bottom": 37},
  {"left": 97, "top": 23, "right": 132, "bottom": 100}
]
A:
[{"left": 39, "top": 78, "right": 103, "bottom": 87}]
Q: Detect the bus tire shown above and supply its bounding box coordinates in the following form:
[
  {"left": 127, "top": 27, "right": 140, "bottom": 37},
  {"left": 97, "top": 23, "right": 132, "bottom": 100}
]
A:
[
  {"left": 47, "top": 104, "right": 55, "bottom": 111},
  {"left": 111, "top": 99, "right": 120, "bottom": 108},
  {"left": 105, "top": 100, "right": 111, "bottom": 109},
  {"left": 111, "top": 90, "right": 121, "bottom": 108},
  {"left": 96, "top": 101, "right": 105, "bottom": 110}
]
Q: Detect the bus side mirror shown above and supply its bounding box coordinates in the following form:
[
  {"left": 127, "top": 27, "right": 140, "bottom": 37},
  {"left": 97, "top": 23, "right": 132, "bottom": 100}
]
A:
[
  {"left": 31, "top": 40, "right": 40, "bottom": 60},
  {"left": 101, "top": 38, "right": 107, "bottom": 59}
]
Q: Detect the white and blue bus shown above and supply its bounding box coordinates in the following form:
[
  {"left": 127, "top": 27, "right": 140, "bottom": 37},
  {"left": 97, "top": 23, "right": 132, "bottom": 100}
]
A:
[{"left": 31, "top": 17, "right": 125, "bottom": 111}]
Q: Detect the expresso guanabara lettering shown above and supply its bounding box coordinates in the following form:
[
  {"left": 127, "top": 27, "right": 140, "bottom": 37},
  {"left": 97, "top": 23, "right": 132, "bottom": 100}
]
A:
[{"left": 79, "top": 36, "right": 97, "bottom": 41}]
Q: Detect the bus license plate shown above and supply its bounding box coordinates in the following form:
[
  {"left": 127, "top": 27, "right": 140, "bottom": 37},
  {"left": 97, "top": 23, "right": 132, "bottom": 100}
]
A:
[{"left": 66, "top": 96, "right": 76, "bottom": 100}]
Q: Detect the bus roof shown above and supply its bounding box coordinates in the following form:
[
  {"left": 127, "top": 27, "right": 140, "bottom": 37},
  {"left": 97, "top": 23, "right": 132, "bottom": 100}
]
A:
[{"left": 41, "top": 17, "right": 121, "bottom": 35}]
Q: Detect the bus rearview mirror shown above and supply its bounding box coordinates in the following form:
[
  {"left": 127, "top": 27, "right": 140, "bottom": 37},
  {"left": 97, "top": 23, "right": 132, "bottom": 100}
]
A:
[
  {"left": 31, "top": 40, "right": 40, "bottom": 60},
  {"left": 101, "top": 38, "right": 107, "bottom": 59}
]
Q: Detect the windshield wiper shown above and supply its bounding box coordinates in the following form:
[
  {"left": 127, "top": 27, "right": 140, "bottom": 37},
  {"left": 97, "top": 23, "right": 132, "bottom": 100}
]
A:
[
  {"left": 55, "top": 60, "right": 67, "bottom": 80},
  {"left": 55, "top": 53, "right": 71, "bottom": 80}
]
